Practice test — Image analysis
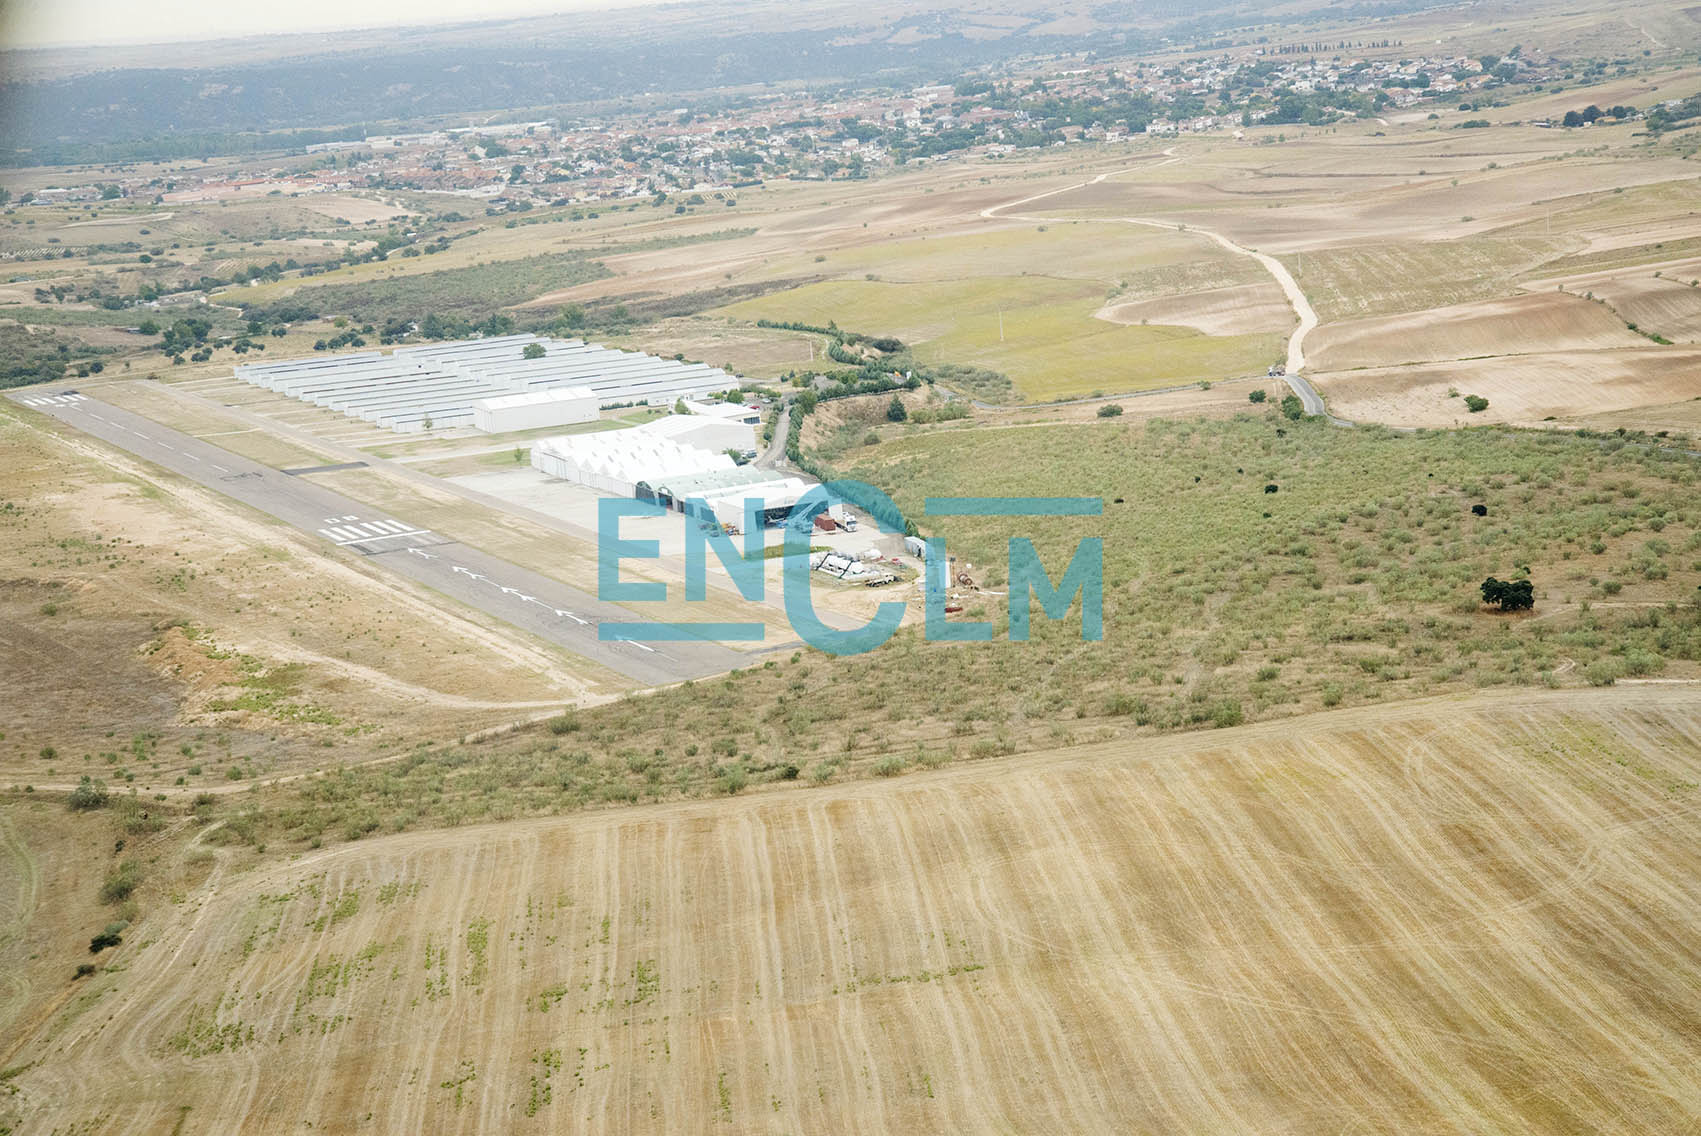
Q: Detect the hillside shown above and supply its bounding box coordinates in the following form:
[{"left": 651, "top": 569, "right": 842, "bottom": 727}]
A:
[{"left": 4, "top": 686, "right": 1700, "bottom": 1132}]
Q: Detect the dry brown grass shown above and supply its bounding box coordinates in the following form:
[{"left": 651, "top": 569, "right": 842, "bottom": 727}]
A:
[
  {"left": 6, "top": 687, "right": 1700, "bottom": 1133},
  {"left": 1307, "top": 291, "right": 1645, "bottom": 371},
  {"left": 1311, "top": 347, "right": 1701, "bottom": 426},
  {"left": 1095, "top": 281, "right": 1293, "bottom": 336},
  {"left": 0, "top": 398, "right": 598, "bottom": 789}
]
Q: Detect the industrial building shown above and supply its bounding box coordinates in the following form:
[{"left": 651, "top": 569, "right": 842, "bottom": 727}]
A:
[
  {"left": 531, "top": 415, "right": 803, "bottom": 530},
  {"left": 233, "top": 334, "right": 738, "bottom": 433},
  {"left": 472, "top": 387, "right": 598, "bottom": 433},
  {"left": 642, "top": 411, "right": 757, "bottom": 458},
  {"left": 680, "top": 399, "right": 763, "bottom": 427},
  {"left": 531, "top": 424, "right": 736, "bottom": 497}
]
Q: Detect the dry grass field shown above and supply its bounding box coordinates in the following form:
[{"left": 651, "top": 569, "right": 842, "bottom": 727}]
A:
[
  {"left": 0, "top": 397, "right": 606, "bottom": 788},
  {"left": 11, "top": 18, "right": 1701, "bottom": 1132},
  {"left": 5, "top": 686, "right": 1700, "bottom": 1134},
  {"left": 14, "top": 62, "right": 1701, "bottom": 418},
  {"left": 1095, "top": 281, "right": 1293, "bottom": 336},
  {"left": 1311, "top": 348, "right": 1701, "bottom": 427},
  {"left": 1306, "top": 292, "right": 1647, "bottom": 372}
]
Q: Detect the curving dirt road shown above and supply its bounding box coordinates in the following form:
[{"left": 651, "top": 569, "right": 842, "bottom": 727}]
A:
[{"left": 980, "top": 159, "right": 1336, "bottom": 418}]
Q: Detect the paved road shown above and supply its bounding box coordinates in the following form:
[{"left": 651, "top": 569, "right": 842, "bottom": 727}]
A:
[
  {"left": 754, "top": 397, "right": 794, "bottom": 471},
  {"left": 8, "top": 389, "right": 751, "bottom": 686}
]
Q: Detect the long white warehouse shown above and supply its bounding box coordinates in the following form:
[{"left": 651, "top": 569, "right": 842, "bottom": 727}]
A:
[
  {"left": 234, "top": 335, "right": 739, "bottom": 434},
  {"left": 472, "top": 387, "right": 598, "bottom": 432}
]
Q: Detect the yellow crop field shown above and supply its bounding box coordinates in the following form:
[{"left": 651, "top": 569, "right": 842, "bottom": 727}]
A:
[
  {"left": 719, "top": 275, "right": 1281, "bottom": 398},
  {"left": 7, "top": 687, "right": 1701, "bottom": 1133}
]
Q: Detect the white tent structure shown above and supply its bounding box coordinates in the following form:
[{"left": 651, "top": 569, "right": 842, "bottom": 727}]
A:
[
  {"left": 641, "top": 413, "right": 757, "bottom": 457},
  {"left": 691, "top": 477, "right": 813, "bottom": 529},
  {"left": 529, "top": 413, "right": 799, "bottom": 526},
  {"left": 531, "top": 429, "right": 736, "bottom": 498},
  {"left": 234, "top": 334, "right": 741, "bottom": 434}
]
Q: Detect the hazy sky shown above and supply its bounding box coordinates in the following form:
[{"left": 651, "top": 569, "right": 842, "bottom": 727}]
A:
[{"left": 2, "top": 0, "right": 671, "bottom": 48}]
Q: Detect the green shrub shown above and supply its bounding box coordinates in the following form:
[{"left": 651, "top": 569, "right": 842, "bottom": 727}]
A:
[
  {"left": 1623, "top": 649, "right": 1663, "bottom": 677},
  {"left": 1097, "top": 403, "right": 1124, "bottom": 417},
  {"left": 873, "top": 755, "right": 907, "bottom": 777},
  {"left": 100, "top": 859, "right": 141, "bottom": 905},
  {"left": 1584, "top": 658, "right": 1624, "bottom": 686},
  {"left": 68, "top": 776, "right": 109, "bottom": 811},
  {"left": 1210, "top": 701, "right": 1245, "bottom": 729},
  {"left": 1104, "top": 693, "right": 1140, "bottom": 716}
]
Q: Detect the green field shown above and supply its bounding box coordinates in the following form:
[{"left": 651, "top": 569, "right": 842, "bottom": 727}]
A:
[
  {"left": 720, "top": 274, "right": 1280, "bottom": 399},
  {"left": 714, "top": 220, "right": 1281, "bottom": 400},
  {"left": 761, "top": 221, "right": 1223, "bottom": 284},
  {"left": 282, "top": 252, "right": 611, "bottom": 325}
]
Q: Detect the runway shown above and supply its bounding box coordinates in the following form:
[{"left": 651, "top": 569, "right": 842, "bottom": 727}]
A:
[{"left": 7, "top": 388, "right": 753, "bottom": 686}]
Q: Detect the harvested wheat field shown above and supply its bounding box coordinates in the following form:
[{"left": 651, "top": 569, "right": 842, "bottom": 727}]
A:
[
  {"left": 1527, "top": 258, "right": 1701, "bottom": 344},
  {"left": 9, "top": 686, "right": 1701, "bottom": 1134},
  {"left": 1307, "top": 291, "right": 1646, "bottom": 372},
  {"left": 1312, "top": 347, "right": 1701, "bottom": 427},
  {"left": 1095, "top": 281, "right": 1294, "bottom": 336}
]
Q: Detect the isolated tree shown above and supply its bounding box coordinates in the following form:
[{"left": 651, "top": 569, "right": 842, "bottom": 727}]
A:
[
  {"left": 1096, "top": 403, "right": 1123, "bottom": 417},
  {"left": 522, "top": 342, "right": 546, "bottom": 359},
  {"left": 1280, "top": 393, "right": 1305, "bottom": 420},
  {"left": 1249, "top": 388, "right": 1267, "bottom": 403},
  {"left": 1464, "top": 395, "right": 1489, "bottom": 413},
  {"left": 886, "top": 395, "right": 908, "bottom": 422},
  {"left": 674, "top": 398, "right": 689, "bottom": 414},
  {"left": 1481, "top": 576, "right": 1534, "bottom": 611}
]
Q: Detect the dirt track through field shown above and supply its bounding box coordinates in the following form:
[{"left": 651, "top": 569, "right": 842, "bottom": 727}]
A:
[
  {"left": 10, "top": 686, "right": 1701, "bottom": 1133},
  {"left": 982, "top": 162, "right": 1323, "bottom": 407}
]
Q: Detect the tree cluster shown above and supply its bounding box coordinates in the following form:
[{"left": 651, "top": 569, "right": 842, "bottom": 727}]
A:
[{"left": 1480, "top": 577, "right": 1534, "bottom": 612}]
